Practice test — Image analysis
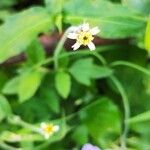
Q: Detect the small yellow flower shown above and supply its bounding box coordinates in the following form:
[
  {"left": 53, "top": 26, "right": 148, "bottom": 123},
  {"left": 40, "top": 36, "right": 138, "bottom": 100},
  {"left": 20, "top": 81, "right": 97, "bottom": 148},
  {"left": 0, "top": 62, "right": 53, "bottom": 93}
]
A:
[
  {"left": 67, "top": 23, "right": 100, "bottom": 51},
  {"left": 40, "top": 122, "right": 59, "bottom": 139}
]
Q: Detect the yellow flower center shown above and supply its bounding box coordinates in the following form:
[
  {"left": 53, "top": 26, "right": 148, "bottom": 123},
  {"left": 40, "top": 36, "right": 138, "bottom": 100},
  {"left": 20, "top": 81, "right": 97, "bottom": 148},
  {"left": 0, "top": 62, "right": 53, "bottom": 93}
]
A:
[
  {"left": 77, "top": 31, "right": 94, "bottom": 45},
  {"left": 43, "top": 124, "right": 55, "bottom": 134}
]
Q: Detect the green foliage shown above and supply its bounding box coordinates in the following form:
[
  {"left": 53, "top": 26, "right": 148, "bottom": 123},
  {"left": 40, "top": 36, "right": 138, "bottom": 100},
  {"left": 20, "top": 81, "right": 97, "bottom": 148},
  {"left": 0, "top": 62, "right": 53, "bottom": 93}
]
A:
[
  {"left": 18, "top": 69, "right": 44, "bottom": 102},
  {"left": 69, "top": 58, "right": 113, "bottom": 86},
  {"left": 45, "top": 0, "right": 64, "bottom": 32},
  {"left": 80, "top": 97, "right": 121, "bottom": 147},
  {"left": 0, "top": 7, "right": 51, "bottom": 63},
  {"left": 0, "top": 0, "right": 17, "bottom": 8},
  {"left": 64, "top": 0, "right": 146, "bottom": 38},
  {"left": 26, "top": 39, "right": 46, "bottom": 65},
  {"left": 145, "top": 17, "right": 150, "bottom": 52},
  {"left": 3, "top": 69, "right": 44, "bottom": 102},
  {"left": 72, "top": 125, "right": 88, "bottom": 145},
  {"left": 0, "top": 95, "right": 12, "bottom": 121},
  {"left": 0, "top": 0, "right": 150, "bottom": 149},
  {"left": 2, "top": 77, "right": 19, "bottom": 94},
  {"left": 125, "top": 0, "right": 150, "bottom": 15},
  {"left": 55, "top": 71, "right": 71, "bottom": 99}
]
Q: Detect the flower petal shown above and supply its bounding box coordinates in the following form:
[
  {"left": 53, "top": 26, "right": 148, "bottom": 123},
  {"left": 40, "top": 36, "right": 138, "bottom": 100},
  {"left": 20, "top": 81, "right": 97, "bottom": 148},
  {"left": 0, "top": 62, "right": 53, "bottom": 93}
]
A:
[
  {"left": 67, "top": 33, "right": 78, "bottom": 39},
  {"left": 81, "top": 143, "right": 101, "bottom": 150},
  {"left": 44, "top": 133, "right": 51, "bottom": 139},
  {"left": 72, "top": 42, "right": 81, "bottom": 50},
  {"left": 88, "top": 42, "right": 95, "bottom": 51},
  {"left": 82, "top": 23, "right": 90, "bottom": 32},
  {"left": 90, "top": 27, "right": 100, "bottom": 35},
  {"left": 68, "top": 26, "right": 79, "bottom": 32},
  {"left": 40, "top": 122, "right": 47, "bottom": 128},
  {"left": 53, "top": 125, "right": 59, "bottom": 132}
]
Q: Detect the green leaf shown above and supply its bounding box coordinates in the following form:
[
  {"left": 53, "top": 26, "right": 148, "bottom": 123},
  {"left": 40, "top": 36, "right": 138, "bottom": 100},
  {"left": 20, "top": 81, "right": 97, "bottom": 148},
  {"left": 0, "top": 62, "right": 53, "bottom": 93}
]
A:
[
  {"left": 45, "top": 0, "right": 64, "bottom": 14},
  {"left": 145, "top": 17, "right": 150, "bottom": 53},
  {"left": 64, "top": 0, "right": 145, "bottom": 38},
  {"left": 0, "top": 7, "right": 51, "bottom": 63},
  {"left": 40, "top": 88, "right": 60, "bottom": 114},
  {"left": 26, "top": 39, "right": 46, "bottom": 65},
  {"left": 72, "top": 125, "right": 88, "bottom": 145},
  {"left": 0, "top": 94, "right": 12, "bottom": 121},
  {"left": 128, "top": 110, "right": 150, "bottom": 124},
  {"left": 69, "top": 58, "right": 113, "bottom": 86},
  {"left": 80, "top": 97, "right": 121, "bottom": 147},
  {"left": 0, "top": 71, "right": 8, "bottom": 91},
  {"left": 125, "top": 0, "right": 150, "bottom": 15},
  {"left": 2, "top": 77, "right": 19, "bottom": 94},
  {"left": 55, "top": 14, "right": 63, "bottom": 32},
  {"left": 0, "top": 0, "right": 17, "bottom": 8},
  {"left": 18, "top": 69, "right": 43, "bottom": 102},
  {"left": 55, "top": 71, "right": 71, "bottom": 99}
]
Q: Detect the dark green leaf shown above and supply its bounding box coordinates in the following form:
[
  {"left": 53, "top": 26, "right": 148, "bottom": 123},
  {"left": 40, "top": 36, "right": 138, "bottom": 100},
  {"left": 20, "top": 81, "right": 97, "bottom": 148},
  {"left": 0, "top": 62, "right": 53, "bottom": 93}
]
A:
[
  {"left": 72, "top": 125, "right": 88, "bottom": 145},
  {"left": 80, "top": 97, "right": 121, "bottom": 147},
  {"left": 41, "top": 88, "right": 60, "bottom": 114},
  {"left": 0, "top": 0, "right": 17, "bottom": 8},
  {"left": 69, "top": 58, "right": 113, "bottom": 86}
]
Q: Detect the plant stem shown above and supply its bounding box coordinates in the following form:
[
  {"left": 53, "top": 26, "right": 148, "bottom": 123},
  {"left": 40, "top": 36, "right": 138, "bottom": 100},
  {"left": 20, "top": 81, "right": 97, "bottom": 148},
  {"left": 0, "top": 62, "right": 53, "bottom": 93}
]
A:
[
  {"left": 8, "top": 115, "right": 38, "bottom": 132},
  {"left": 110, "top": 75, "right": 130, "bottom": 150},
  {"left": 53, "top": 29, "right": 70, "bottom": 69},
  {"left": 37, "top": 45, "right": 113, "bottom": 68},
  {"left": 111, "top": 60, "right": 150, "bottom": 76}
]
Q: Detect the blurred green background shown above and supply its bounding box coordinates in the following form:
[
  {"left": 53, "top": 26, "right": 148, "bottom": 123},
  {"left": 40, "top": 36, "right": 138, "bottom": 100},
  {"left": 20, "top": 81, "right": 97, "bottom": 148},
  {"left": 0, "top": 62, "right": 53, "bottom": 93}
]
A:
[{"left": 0, "top": 0, "right": 150, "bottom": 150}]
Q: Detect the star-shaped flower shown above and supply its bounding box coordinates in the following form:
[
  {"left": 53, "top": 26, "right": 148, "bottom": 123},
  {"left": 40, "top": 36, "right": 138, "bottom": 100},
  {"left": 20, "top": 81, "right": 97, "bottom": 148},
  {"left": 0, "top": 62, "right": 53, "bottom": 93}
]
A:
[
  {"left": 67, "top": 23, "right": 100, "bottom": 51},
  {"left": 39, "top": 122, "right": 59, "bottom": 139}
]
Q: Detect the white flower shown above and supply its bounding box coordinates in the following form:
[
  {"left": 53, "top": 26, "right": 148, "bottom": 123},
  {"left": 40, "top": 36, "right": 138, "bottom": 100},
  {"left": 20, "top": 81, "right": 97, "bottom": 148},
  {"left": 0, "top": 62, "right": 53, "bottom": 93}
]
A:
[
  {"left": 67, "top": 23, "right": 100, "bottom": 51},
  {"left": 39, "top": 122, "right": 59, "bottom": 139}
]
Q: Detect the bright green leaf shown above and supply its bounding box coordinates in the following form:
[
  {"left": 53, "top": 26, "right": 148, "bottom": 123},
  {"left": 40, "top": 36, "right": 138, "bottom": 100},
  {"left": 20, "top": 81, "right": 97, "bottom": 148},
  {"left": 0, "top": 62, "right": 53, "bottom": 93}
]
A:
[
  {"left": 69, "top": 58, "right": 113, "bottom": 86},
  {"left": 0, "top": 94, "right": 12, "bottom": 121},
  {"left": 26, "top": 39, "right": 46, "bottom": 65},
  {"left": 145, "top": 17, "right": 150, "bottom": 52},
  {"left": 55, "top": 71, "right": 71, "bottom": 99},
  {"left": 0, "top": 7, "right": 51, "bottom": 63},
  {"left": 2, "top": 77, "right": 19, "bottom": 94},
  {"left": 18, "top": 70, "right": 43, "bottom": 102},
  {"left": 128, "top": 110, "right": 150, "bottom": 124}
]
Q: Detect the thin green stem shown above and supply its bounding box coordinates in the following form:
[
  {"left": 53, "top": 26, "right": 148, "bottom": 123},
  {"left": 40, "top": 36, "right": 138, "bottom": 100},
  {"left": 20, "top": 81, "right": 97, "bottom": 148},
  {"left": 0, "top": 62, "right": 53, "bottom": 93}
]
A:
[
  {"left": 8, "top": 116, "right": 38, "bottom": 132},
  {"left": 37, "top": 45, "right": 112, "bottom": 68},
  {"left": 110, "top": 75, "right": 130, "bottom": 150},
  {"left": 53, "top": 29, "right": 70, "bottom": 69},
  {"left": 92, "top": 51, "right": 107, "bottom": 65},
  {"left": 111, "top": 60, "right": 150, "bottom": 76}
]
